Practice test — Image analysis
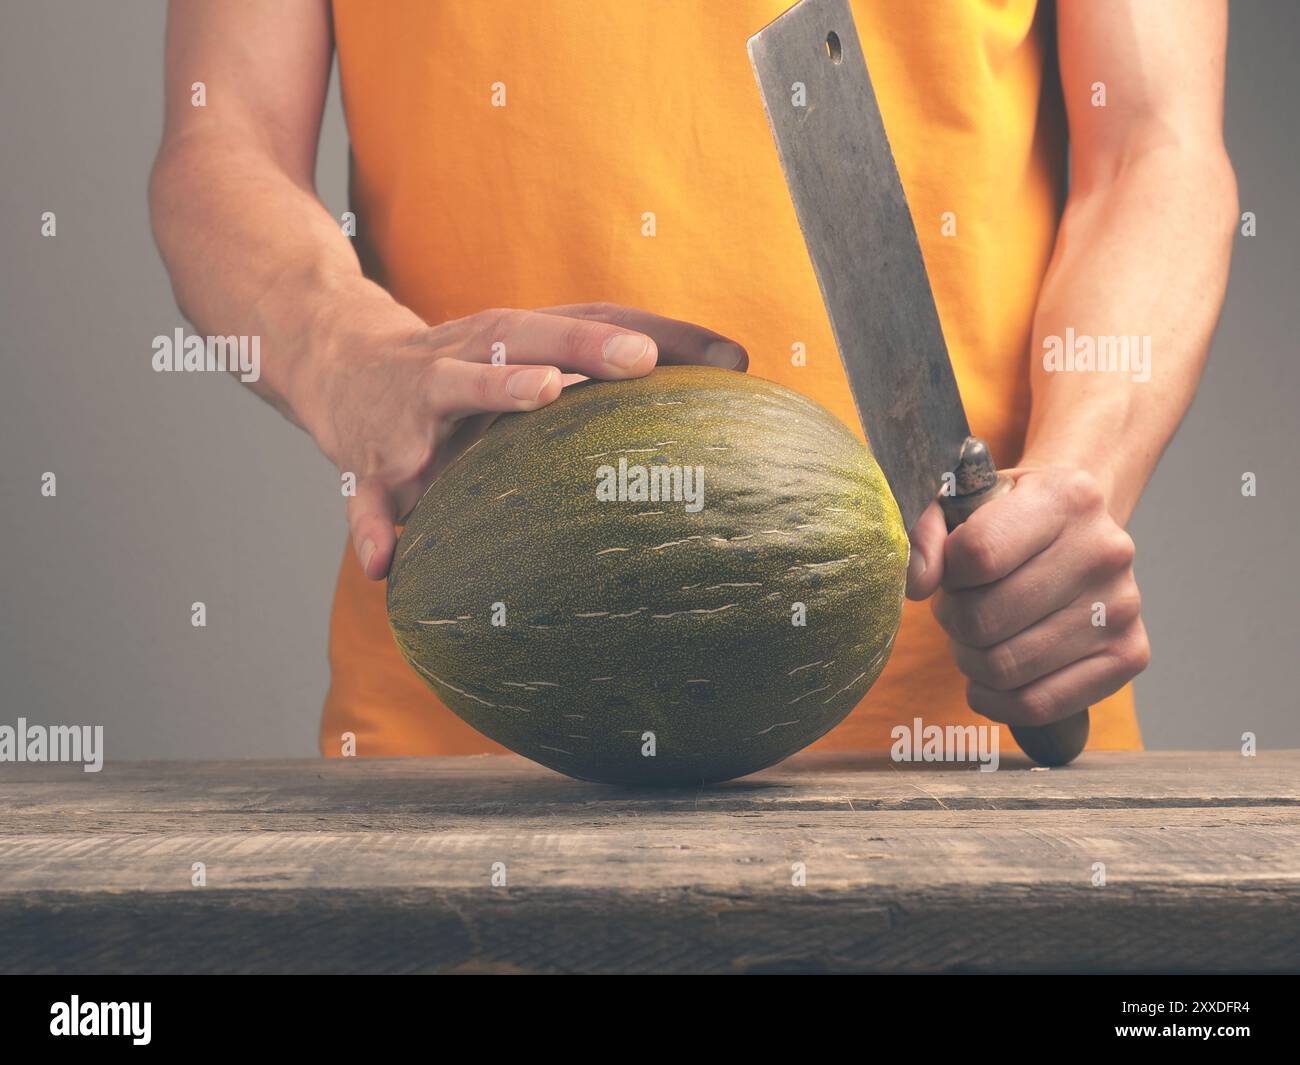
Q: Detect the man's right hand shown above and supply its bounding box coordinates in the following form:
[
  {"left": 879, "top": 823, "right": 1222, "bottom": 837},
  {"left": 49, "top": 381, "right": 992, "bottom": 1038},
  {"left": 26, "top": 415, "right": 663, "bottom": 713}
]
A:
[
  {"left": 147, "top": 3, "right": 745, "bottom": 580},
  {"left": 294, "top": 299, "right": 748, "bottom": 580}
]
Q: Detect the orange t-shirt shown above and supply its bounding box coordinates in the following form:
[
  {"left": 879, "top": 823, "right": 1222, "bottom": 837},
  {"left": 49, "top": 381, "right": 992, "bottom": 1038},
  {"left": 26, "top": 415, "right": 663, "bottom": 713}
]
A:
[{"left": 323, "top": 0, "right": 1141, "bottom": 758}]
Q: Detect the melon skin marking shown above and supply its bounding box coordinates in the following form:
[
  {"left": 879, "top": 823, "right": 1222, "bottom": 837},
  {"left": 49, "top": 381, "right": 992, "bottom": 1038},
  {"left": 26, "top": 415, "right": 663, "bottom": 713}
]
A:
[{"left": 387, "top": 365, "right": 908, "bottom": 786}]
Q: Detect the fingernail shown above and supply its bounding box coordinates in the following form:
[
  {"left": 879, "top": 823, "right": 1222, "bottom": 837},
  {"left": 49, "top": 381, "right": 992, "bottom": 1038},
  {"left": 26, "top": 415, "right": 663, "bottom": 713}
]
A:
[
  {"left": 602, "top": 334, "right": 651, "bottom": 369},
  {"left": 507, "top": 367, "right": 555, "bottom": 400},
  {"left": 361, "top": 539, "right": 377, "bottom": 572},
  {"left": 704, "top": 341, "right": 744, "bottom": 369}
]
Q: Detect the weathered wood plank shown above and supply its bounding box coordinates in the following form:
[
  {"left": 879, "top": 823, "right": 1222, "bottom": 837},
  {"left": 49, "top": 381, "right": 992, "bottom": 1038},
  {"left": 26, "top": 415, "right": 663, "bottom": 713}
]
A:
[
  {"left": 1, "top": 810, "right": 1296, "bottom": 891},
  {"left": 1, "top": 751, "right": 1295, "bottom": 833},
  {"left": 2, "top": 884, "right": 1296, "bottom": 974},
  {"left": 0, "top": 752, "right": 1296, "bottom": 973}
]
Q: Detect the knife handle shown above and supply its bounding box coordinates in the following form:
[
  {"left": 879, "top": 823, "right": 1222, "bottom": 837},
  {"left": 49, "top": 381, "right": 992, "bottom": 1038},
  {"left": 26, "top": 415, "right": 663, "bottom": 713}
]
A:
[{"left": 938, "top": 437, "right": 1090, "bottom": 767}]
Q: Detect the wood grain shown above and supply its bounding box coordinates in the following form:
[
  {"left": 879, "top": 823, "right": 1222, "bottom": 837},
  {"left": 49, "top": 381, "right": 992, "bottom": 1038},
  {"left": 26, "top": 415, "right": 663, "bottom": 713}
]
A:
[{"left": 0, "top": 751, "right": 1296, "bottom": 973}]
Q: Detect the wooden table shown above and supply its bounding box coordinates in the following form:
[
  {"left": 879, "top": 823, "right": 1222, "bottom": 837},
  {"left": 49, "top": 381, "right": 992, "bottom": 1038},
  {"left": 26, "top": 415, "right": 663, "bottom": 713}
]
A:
[{"left": 1, "top": 751, "right": 1297, "bottom": 974}]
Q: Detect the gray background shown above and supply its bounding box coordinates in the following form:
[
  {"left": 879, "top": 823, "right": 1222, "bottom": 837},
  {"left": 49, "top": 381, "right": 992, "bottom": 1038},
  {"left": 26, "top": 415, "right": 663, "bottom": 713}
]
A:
[{"left": 1, "top": 1, "right": 1296, "bottom": 759}]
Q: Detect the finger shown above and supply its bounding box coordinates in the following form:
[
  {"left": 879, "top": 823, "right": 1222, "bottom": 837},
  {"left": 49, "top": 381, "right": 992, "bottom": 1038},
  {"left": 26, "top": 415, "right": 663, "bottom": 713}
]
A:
[
  {"left": 346, "top": 478, "right": 398, "bottom": 581},
  {"left": 905, "top": 500, "right": 946, "bottom": 600},
  {"left": 934, "top": 526, "right": 1136, "bottom": 647},
  {"left": 941, "top": 473, "right": 1070, "bottom": 591},
  {"left": 537, "top": 302, "right": 748, "bottom": 370},
  {"left": 426, "top": 359, "right": 564, "bottom": 420},
  {"left": 424, "top": 411, "right": 501, "bottom": 489},
  {"left": 949, "top": 576, "right": 1142, "bottom": 690},
  {"left": 461, "top": 308, "right": 660, "bottom": 378},
  {"left": 965, "top": 620, "right": 1151, "bottom": 727}
]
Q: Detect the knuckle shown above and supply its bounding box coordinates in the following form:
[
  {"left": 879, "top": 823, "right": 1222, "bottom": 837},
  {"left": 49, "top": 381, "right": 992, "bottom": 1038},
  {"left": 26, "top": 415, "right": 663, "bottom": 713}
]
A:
[
  {"left": 1106, "top": 583, "right": 1142, "bottom": 627},
  {"left": 420, "top": 357, "right": 448, "bottom": 391},
  {"left": 1118, "top": 629, "right": 1152, "bottom": 676},
  {"left": 479, "top": 307, "right": 526, "bottom": 343},
  {"left": 1012, "top": 686, "right": 1055, "bottom": 727},
  {"left": 432, "top": 311, "right": 479, "bottom": 338},
  {"left": 402, "top": 324, "right": 441, "bottom": 349},
  {"left": 956, "top": 596, "right": 1000, "bottom": 647},
  {"left": 473, "top": 366, "right": 496, "bottom": 407},
  {"left": 1099, "top": 530, "right": 1136, "bottom": 571},
  {"left": 967, "top": 598, "right": 1003, "bottom": 647},
  {"left": 423, "top": 357, "right": 464, "bottom": 407},
  {"left": 559, "top": 319, "right": 605, "bottom": 362},
  {"left": 983, "top": 642, "right": 1022, "bottom": 691},
  {"left": 1061, "top": 468, "right": 1104, "bottom": 512},
  {"left": 965, "top": 682, "right": 1050, "bottom": 726},
  {"left": 420, "top": 361, "right": 453, "bottom": 412},
  {"left": 585, "top": 300, "right": 619, "bottom": 320},
  {"left": 953, "top": 532, "right": 1001, "bottom": 585}
]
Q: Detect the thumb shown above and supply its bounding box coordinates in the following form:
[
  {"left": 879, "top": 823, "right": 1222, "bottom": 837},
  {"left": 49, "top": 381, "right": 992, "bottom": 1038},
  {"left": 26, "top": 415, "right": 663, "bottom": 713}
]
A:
[
  {"left": 905, "top": 499, "right": 947, "bottom": 600},
  {"left": 346, "top": 477, "right": 399, "bottom": 580}
]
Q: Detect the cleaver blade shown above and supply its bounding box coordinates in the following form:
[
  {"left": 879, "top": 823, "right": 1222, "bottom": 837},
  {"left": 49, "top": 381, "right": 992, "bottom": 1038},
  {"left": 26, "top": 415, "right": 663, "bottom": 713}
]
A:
[
  {"left": 748, "top": 0, "right": 1091, "bottom": 768},
  {"left": 746, "top": 0, "right": 968, "bottom": 534}
]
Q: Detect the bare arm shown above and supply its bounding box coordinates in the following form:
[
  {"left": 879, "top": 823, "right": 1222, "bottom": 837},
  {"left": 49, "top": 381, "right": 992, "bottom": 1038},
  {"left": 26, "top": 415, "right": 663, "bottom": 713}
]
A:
[
  {"left": 907, "top": 0, "right": 1236, "bottom": 729},
  {"left": 149, "top": 0, "right": 377, "bottom": 428},
  {"left": 1021, "top": 0, "right": 1238, "bottom": 521},
  {"left": 149, "top": 0, "right": 746, "bottom": 577}
]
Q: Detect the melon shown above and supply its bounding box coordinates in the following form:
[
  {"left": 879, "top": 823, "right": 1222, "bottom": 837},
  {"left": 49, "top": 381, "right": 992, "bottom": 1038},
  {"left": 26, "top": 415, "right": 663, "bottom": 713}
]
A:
[{"left": 387, "top": 365, "right": 907, "bottom": 785}]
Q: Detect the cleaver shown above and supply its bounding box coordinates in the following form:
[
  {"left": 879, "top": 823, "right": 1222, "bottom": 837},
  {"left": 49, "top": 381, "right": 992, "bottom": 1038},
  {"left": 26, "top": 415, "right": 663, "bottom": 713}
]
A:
[{"left": 748, "top": 0, "right": 1089, "bottom": 766}]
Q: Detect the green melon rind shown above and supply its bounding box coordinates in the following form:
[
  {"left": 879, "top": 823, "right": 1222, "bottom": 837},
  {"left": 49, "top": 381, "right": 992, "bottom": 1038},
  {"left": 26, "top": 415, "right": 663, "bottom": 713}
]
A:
[{"left": 387, "top": 366, "right": 908, "bottom": 785}]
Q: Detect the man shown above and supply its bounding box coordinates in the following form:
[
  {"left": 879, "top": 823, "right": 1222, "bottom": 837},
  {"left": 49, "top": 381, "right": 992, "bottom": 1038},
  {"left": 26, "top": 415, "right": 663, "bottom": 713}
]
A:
[{"left": 149, "top": 1, "right": 1236, "bottom": 759}]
